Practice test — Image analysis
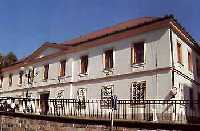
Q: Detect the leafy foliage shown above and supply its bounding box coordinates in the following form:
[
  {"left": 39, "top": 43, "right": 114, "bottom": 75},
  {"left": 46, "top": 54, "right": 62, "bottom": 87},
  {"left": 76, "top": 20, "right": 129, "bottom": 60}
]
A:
[{"left": 0, "top": 52, "right": 18, "bottom": 69}]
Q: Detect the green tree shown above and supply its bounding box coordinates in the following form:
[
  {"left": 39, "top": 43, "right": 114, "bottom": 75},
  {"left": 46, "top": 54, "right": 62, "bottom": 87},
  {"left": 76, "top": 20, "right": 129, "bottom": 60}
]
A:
[
  {"left": 3, "top": 52, "right": 18, "bottom": 67},
  {"left": 0, "top": 53, "right": 3, "bottom": 68}
]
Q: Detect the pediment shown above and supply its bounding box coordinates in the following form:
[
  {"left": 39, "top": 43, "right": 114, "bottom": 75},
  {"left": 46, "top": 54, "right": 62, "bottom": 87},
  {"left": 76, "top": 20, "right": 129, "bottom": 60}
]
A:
[
  {"left": 25, "top": 42, "right": 69, "bottom": 61},
  {"left": 36, "top": 47, "right": 60, "bottom": 58}
]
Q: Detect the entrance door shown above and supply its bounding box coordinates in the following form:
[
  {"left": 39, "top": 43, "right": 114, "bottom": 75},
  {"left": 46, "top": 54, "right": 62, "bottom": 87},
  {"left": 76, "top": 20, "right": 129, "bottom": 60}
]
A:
[{"left": 40, "top": 93, "right": 49, "bottom": 115}]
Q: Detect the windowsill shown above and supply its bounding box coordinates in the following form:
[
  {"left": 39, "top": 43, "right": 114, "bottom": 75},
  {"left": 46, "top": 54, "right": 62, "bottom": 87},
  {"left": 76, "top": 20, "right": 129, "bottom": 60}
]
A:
[
  {"left": 58, "top": 75, "right": 72, "bottom": 80},
  {"left": 103, "top": 68, "right": 114, "bottom": 73},
  {"left": 42, "top": 79, "right": 48, "bottom": 82},
  {"left": 17, "top": 84, "right": 22, "bottom": 87},
  {"left": 78, "top": 73, "right": 88, "bottom": 77},
  {"left": 131, "top": 62, "right": 144, "bottom": 68}
]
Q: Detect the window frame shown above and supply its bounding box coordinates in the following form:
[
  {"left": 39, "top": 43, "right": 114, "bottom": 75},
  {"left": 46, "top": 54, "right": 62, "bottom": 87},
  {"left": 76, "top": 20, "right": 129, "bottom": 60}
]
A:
[
  {"left": 9, "top": 74, "right": 13, "bottom": 87},
  {"left": 100, "top": 84, "right": 114, "bottom": 109},
  {"left": 177, "top": 42, "right": 183, "bottom": 64},
  {"left": 189, "top": 88, "right": 194, "bottom": 109},
  {"left": 76, "top": 88, "right": 87, "bottom": 109},
  {"left": 196, "top": 58, "right": 200, "bottom": 78},
  {"left": 130, "top": 81, "right": 146, "bottom": 105},
  {"left": 80, "top": 55, "right": 88, "bottom": 75},
  {"left": 131, "top": 42, "right": 145, "bottom": 65},
  {"left": 104, "top": 49, "right": 114, "bottom": 70},
  {"left": 43, "top": 64, "right": 49, "bottom": 80},
  {"left": 188, "top": 51, "right": 193, "bottom": 72},
  {"left": 60, "top": 60, "right": 66, "bottom": 77},
  {"left": 19, "top": 71, "right": 24, "bottom": 85},
  {"left": 0, "top": 75, "right": 3, "bottom": 88}
]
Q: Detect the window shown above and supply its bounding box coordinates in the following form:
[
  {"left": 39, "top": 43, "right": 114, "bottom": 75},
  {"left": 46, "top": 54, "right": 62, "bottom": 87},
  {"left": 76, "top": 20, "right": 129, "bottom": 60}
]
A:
[
  {"left": 104, "top": 49, "right": 113, "bottom": 69},
  {"left": 189, "top": 88, "right": 193, "bottom": 109},
  {"left": 80, "top": 55, "right": 88, "bottom": 74},
  {"left": 0, "top": 76, "right": 3, "bottom": 88},
  {"left": 198, "top": 93, "right": 200, "bottom": 111},
  {"left": 27, "top": 68, "right": 34, "bottom": 84},
  {"left": 100, "top": 85, "right": 113, "bottom": 109},
  {"left": 130, "top": 81, "right": 146, "bottom": 102},
  {"left": 131, "top": 42, "right": 144, "bottom": 64},
  {"left": 177, "top": 42, "right": 182, "bottom": 64},
  {"left": 44, "top": 64, "right": 49, "bottom": 80},
  {"left": 188, "top": 51, "right": 192, "bottom": 71},
  {"left": 19, "top": 71, "right": 23, "bottom": 85},
  {"left": 196, "top": 59, "right": 200, "bottom": 77},
  {"left": 60, "top": 60, "right": 66, "bottom": 77},
  {"left": 56, "top": 90, "right": 64, "bottom": 99},
  {"left": 77, "top": 88, "right": 87, "bottom": 109},
  {"left": 9, "top": 74, "right": 12, "bottom": 86}
]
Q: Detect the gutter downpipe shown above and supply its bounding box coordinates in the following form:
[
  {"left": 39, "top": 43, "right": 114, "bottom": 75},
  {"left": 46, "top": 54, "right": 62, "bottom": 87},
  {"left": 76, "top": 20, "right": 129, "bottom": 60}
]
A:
[{"left": 169, "top": 29, "right": 175, "bottom": 87}]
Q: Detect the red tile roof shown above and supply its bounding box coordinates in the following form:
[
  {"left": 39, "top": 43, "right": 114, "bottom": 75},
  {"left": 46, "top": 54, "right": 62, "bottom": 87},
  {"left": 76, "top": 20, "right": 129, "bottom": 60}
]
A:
[{"left": 64, "top": 16, "right": 160, "bottom": 46}]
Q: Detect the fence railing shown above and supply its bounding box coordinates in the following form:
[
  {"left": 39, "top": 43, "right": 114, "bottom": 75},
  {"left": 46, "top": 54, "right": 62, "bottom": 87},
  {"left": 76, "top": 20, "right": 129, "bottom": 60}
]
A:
[{"left": 0, "top": 97, "right": 199, "bottom": 124}]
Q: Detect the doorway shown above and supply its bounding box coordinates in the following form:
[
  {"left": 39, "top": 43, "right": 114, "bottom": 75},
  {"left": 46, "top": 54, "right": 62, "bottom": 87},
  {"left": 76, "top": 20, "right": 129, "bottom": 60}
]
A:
[{"left": 40, "top": 92, "right": 49, "bottom": 115}]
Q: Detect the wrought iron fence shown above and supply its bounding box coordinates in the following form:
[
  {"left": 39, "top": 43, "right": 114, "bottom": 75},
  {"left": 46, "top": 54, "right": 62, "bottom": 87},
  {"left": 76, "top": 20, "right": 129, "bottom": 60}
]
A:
[{"left": 0, "top": 97, "right": 199, "bottom": 124}]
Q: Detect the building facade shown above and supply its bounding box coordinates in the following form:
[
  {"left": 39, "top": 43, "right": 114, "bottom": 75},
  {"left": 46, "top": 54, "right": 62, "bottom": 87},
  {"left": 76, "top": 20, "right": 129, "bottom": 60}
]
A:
[{"left": 0, "top": 15, "right": 199, "bottom": 107}]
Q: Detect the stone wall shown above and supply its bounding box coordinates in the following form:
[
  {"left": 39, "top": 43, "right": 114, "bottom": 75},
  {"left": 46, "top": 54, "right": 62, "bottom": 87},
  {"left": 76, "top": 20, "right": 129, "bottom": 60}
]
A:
[{"left": 0, "top": 115, "right": 132, "bottom": 131}]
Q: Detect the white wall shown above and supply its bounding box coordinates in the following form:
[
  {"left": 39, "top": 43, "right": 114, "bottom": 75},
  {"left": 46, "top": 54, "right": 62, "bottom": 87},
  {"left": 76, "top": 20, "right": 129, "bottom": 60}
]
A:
[{"left": 0, "top": 28, "right": 173, "bottom": 100}]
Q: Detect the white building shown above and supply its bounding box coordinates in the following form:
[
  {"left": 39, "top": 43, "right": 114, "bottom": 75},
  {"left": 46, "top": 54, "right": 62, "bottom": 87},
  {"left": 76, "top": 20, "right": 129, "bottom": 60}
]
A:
[{"left": 0, "top": 15, "right": 200, "bottom": 115}]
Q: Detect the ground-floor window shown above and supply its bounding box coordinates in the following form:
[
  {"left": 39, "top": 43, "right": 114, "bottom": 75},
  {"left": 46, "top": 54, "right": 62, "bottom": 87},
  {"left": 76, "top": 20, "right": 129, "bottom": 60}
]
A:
[
  {"left": 130, "top": 81, "right": 146, "bottom": 104},
  {"left": 100, "top": 85, "right": 113, "bottom": 109},
  {"left": 77, "top": 88, "right": 87, "bottom": 109},
  {"left": 189, "top": 88, "right": 193, "bottom": 109}
]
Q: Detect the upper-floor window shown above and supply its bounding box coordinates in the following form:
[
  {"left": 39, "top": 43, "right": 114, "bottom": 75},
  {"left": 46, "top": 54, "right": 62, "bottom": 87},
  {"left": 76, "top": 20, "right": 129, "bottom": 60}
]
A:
[
  {"left": 104, "top": 49, "right": 113, "bottom": 69},
  {"left": 60, "top": 60, "right": 66, "bottom": 77},
  {"left": 19, "top": 71, "right": 23, "bottom": 85},
  {"left": 44, "top": 64, "right": 49, "bottom": 80},
  {"left": 177, "top": 42, "right": 183, "bottom": 64},
  {"left": 9, "top": 74, "right": 12, "bottom": 86},
  {"left": 188, "top": 51, "right": 193, "bottom": 71},
  {"left": 196, "top": 59, "right": 200, "bottom": 77},
  {"left": 80, "top": 55, "right": 88, "bottom": 74},
  {"left": 0, "top": 76, "right": 3, "bottom": 88},
  {"left": 131, "top": 42, "right": 144, "bottom": 64},
  {"left": 27, "top": 69, "right": 34, "bottom": 84}
]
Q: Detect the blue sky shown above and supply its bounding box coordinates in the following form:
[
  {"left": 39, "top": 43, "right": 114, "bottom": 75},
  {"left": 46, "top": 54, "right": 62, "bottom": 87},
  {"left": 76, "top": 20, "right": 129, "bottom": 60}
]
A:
[{"left": 0, "top": 0, "right": 199, "bottom": 59}]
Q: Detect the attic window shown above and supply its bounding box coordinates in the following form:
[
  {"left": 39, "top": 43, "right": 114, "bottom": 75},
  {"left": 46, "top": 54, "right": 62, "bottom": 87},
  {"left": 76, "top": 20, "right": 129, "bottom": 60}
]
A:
[
  {"left": 44, "top": 64, "right": 49, "bottom": 80},
  {"left": 131, "top": 42, "right": 144, "bottom": 64},
  {"left": 60, "top": 60, "right": 66, "bottom": 77}
]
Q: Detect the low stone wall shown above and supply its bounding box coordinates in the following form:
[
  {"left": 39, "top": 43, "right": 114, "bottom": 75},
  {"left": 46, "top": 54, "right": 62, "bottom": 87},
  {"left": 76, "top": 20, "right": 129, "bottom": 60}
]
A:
[
  {"left": 0, "top": 112, "right": 200, "bottom": 130},
  {"left": 0, "top": 115, "right": 121, "bottom": 131}
]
